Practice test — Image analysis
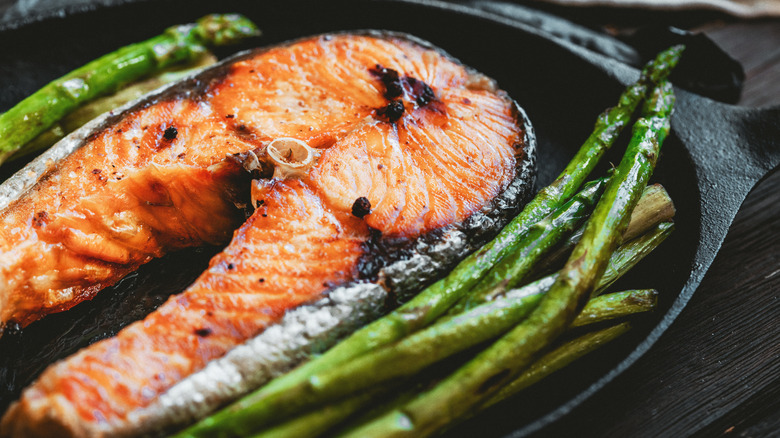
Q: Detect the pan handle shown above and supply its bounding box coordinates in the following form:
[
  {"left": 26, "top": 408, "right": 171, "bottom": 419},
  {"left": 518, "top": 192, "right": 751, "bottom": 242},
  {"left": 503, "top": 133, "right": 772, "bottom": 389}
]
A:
[
  {"left": 733, "top": 104, "right": 780, "bottom": 178},
  {"left": 672, "top": 91, "right": 780, "bottom": 216},
  {"left": 674, "top": 94, "right": 780, "bottom": 183}
]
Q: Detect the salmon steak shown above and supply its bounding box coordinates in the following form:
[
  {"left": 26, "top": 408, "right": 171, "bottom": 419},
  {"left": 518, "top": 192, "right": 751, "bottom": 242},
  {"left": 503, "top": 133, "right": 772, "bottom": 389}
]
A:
[{"left": 0, "top": 32, "right": 535, "bottom": 437}]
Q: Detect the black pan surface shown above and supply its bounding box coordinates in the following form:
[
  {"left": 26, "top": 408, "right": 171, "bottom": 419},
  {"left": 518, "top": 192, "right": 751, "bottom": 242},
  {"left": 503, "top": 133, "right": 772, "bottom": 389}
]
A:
[{"left": 0, "top": 0, "right": 778, "bottom": 436}]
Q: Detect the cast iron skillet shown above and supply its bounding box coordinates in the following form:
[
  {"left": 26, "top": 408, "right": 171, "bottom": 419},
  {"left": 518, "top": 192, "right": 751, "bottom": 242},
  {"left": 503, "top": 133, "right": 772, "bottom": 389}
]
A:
[{"left": 0, "top": 0, "right": 778, "bottom": 436}]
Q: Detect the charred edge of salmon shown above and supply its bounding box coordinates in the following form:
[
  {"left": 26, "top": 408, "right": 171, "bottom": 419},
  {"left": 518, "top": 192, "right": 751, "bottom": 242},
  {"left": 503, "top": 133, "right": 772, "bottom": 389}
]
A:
[
  {"left": 362, "top": 101, "right": 537, "bottom": 303},
  {"left": 0, "top": 31, "right": 537, "bottom": 435},
  {"left": 120, "top": 108, "right": 536, "bottom": 437}
]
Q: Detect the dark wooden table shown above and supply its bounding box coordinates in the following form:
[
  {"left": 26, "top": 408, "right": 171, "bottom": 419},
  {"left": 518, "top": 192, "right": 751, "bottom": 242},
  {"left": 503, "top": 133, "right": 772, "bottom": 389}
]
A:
[{"left": 0, "top": 2, "right": 777, "bottom": 437}]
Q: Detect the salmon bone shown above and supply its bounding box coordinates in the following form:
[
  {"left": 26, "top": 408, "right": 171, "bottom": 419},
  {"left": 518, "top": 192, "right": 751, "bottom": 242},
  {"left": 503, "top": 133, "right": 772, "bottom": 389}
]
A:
[
  {"left": 265, "top": 138, "right": 319, "bottom": 179},
  {"left": 232, "top": 137, "right": 320, "bottom": 181}
]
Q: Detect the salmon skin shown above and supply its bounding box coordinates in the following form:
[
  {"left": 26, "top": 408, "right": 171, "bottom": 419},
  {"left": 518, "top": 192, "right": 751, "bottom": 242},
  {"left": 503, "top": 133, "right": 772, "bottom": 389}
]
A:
[{"left": 0, "top": 31, "right": 536, "bottom": 437}]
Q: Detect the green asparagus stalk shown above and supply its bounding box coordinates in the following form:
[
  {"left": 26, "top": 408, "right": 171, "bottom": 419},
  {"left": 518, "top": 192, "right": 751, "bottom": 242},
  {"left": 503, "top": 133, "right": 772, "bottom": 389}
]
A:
[
  {"left": 534, "top": 183, "right": 675, "bottom": 277},
  {"left": 447, "top": 188, "right": 675, "bottom": 315},
  {"left": 340, "top": 292, "right": 652, "bottom": 438},
  {"left": 252, "top": 289, "right": 653, "bottom": 438},
  {"left": 452, "top": 178, "right": 606, "bottom": 312},
  {"left": 570, "top": 289, "right": 657, "bottom": 329},
  {"left": 13, "top": 53, "right": 218, "bottom": 160},
  {"left": 249, "top": 389, "right": 383, "bottom": 438},
  {"left": 0, "top": 13, "right": 260, "bottom": 165},
  {"left": 482, "top": 321, "right": 632, "bottom": 409},
  {"left": 250, "top": 286, "right": 655, "bottom": 433},
  {"left": 436, "top": 221, "right": 672, "bottom": 327},
  {"left": 516, "top": 44, "right": 681, "bottom": 236},
  {"left": 343, "top": 81, "right": 676, "bottom": 438},
  {"left": 593, "top": 221, "right": 674, "bottom": 296}
]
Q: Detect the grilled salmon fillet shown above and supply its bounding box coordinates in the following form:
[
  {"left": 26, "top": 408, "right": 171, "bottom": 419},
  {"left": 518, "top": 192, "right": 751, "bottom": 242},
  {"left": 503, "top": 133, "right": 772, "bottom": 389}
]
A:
[{"left": 0, "top": 32, "right": 535, "bottom": 437}]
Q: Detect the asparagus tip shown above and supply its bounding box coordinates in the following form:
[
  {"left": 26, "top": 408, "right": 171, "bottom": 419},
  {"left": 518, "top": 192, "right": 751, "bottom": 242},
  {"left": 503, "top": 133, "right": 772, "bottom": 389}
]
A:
[
  {"left": 642, "top": 44, "right": 686, "bottom": 84},
  {"left": 195, "top": 13, "right": 262, "bottom": 46}
]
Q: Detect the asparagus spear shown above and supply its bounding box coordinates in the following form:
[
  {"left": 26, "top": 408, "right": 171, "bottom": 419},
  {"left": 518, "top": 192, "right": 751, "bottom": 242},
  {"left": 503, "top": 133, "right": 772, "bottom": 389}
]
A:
[
  {"left": 517, "top": 44, "right": 681, "bottom": 236},
  {"left": 446, "top": 220, "right": 672, "bottom": 325},
  {"left": 252, "top": 286, "right": 654, "bottom": 432},
  {"left": 534, "top": 183, "right": 675, "bottom": 278},
  {"left": 249, "top": 389, "right": 383, "bottom": 438},
  {"left": 593, "top": 221, "right": 674, "bottom": 296},
  {"left": 337, "top": 293, "right": 650, "bottom": 438},
  {"left": 177, "top": 50, "right": 682, "bottom": 438},
  {"left": 482, "top": 321, "right": 632, "bottom": 409},
  {"left": 344, "top": 81, "right": 676, "bottom": 438},
  {"left": 12, "top": 53, "right": 218, "bottom": 161},
  {"left": 452, "top": 178, "right": 606, "bottom": 312},
  {"left": 453, "top": 182, "right": 674, "bottom": 313},
  {"left": 570, "top": 288, "right": 657, "bottom": 329},
  {"left": 253, "top": 290, "right": 652, "bottom": 438},
  {"left": 0, "top": 13, "right": 260, "bottom": 165}
]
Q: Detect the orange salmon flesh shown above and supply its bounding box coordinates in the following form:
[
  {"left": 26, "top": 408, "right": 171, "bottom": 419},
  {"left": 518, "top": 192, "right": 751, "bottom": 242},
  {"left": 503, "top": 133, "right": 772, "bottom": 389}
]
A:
[{"left": 0, "top": 33, "right": 530, "bottom": 437}]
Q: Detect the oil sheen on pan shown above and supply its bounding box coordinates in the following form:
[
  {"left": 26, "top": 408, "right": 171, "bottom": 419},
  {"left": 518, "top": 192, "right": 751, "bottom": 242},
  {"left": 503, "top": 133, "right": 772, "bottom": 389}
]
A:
[{"left": 0, "top": 32, "right": 536, "bottom": 437}]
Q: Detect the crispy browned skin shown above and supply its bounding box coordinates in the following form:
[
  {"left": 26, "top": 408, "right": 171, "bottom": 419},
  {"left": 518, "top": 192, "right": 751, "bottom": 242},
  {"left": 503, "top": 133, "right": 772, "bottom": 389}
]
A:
[{"left": 1, "top": 34, "right": 524, "bottom": 437}]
